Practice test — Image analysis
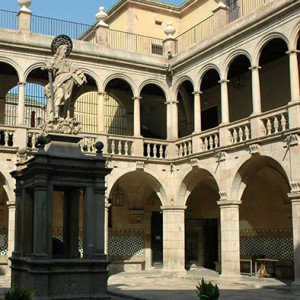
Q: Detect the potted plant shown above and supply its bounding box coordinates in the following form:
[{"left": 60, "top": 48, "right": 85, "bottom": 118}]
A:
[{"left": 2, "top": 285, "right": 35, "bottom": 300}]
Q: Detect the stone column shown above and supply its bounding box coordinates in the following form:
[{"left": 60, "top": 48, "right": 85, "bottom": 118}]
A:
[
  {"left": 7, "top": 201, "right": 16, "bottom": 259},
  {"left": 32, "top": 181, "right": 49, "bottom": 257},
  {"left": 133, "top": 96, "right": 141, "bottom": 137},
  {"left": 18, "top": 1, "right": 32, "bottom": 33},
  {"left": 0, "top": 98, "right": 5, "bottom": 124},
  {"left": 17, "top": 82, "right": 26, "bottom": 125},
  {"left": 95, "top": 7, "right": 109, "bottom": 47},
  {"left": 167, "top": 100, "right": 178, "bottom": 140},
  {"left": 213, "top": 1, "right": 228, "bottom": 32},
  {"left": 104, "top": 199, "right": 111, "bottom": 255},
  {"left": 193, "top": 91, "right": 202, "bottom": 133},
  {"left": 249, "top": 66, "right": 262, "bottom": 114},
  {"left": 161, "top": 206, "right": 186, "bottom": 276},
  {"left": 288, "top": 188, "right": 300, "bottom": 285},
  {"left": 97, "top": 92, "right": 105, "bottom": 132},
  {"left": 12, "top": 186, "right": 22, "bottom": 257},
  {"left": 218, "top": 199, "right": 241, "bottom": 277},
  {"left": 219, "top": 79, "right": 230, "bottom": 124},
  {"left": 287, "top": 50, "right": 300, "bottom": 102}
]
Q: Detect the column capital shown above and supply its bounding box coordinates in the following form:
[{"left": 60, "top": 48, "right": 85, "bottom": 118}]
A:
[
  {"left": 218, "top": 200, "right": 241, "bottom": 207},
  {"left": 97, "top": 91, "right": 106, "bottom": 96},
  {"left": 286, "top": 49, "right": 300, "bottom": 55},
  {"left": 132, "top": 96, "right": 142, "bottom": 100},
  {"left": 218, "top": 79, "right": 230, "bottom": 84},
  {"left": 249, "top": 65, "right": 261, "bottom": 71},
  {"left": 161, "top": 205, "right": 187, "bottom": 211},
  {"left": 192, "top": 91, "right": 202, "bottom": 95},
  {"left": 18, "top": 81, "right": 26, "bottom": 86}
]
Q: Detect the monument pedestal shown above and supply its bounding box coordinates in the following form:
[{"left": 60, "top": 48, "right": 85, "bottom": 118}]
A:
[{"left": 10, "top": 134, "right": 112, "bottom": 299}]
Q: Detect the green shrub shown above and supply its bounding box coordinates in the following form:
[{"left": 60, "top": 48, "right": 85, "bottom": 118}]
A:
[
  {"left": 3, "top": 285, "right": 35, "bottom": 300},
  {"left": 195, "top": 278, "right": 220, "bottom": 300}
]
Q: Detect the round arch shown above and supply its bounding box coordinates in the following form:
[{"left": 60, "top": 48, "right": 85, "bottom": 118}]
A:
[
  {"left": 139, "top": 79, "right": 169, "bottom": 100},
  {"left": 103, "top": 74, "right": 137, "bottom": 96},
  {"left": 197, "top": 64, "right": 221, "bottom": 89},
  {"left": 0, "top": 57, "right": 23, "bottom": 82},
  {"left": 172, "top": 76, "right": 195, "bottom": 95}
]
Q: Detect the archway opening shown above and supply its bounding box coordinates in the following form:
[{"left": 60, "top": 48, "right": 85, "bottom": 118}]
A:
[
  {"left": 259, "top": 38, "right": 290, "bottom": 112},
  {"left": 200, "top": 69, "right": 221, "bottom": 131},
  {"left": 238, "top": 157, "right": 293, "bottom": 278},
  {"left": 140, "top": 84, "right": 166, "bottom": 140},
  {"left": 107, "top": 171, "right": 164, "bottom": 272},
  {"left": 177, "top": 80, "right": 194, "bottom": 138},
  {"left": 227, "top": 55, "right": 252, "bottom": 122},
  {"left": 184, "top": 170, "right": 220, "bottom": 271}
]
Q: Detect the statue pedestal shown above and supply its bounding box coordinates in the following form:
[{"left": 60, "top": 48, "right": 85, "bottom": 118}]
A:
[{"left": 10, "top": 134, "right": 111, "bottom": 299}]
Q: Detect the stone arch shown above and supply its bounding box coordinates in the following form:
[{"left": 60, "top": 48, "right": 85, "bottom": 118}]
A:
[
  {"left": 230, "top": 155, "right": 290, "bottom": 202},
  {"left": 0, "top": 57, "right": 22, "bottom": 82},
  {"left": 138, "top": 79, "right": 169, "bottom": 100},
  {"left": 24, "top": 62, "right": 45, "bottom": 83},
  {"left": 173, "top": 76, "right": 195, "bottom": 95},
  {"left": 253, "top": 32, "right": 290, "bottom": 66},
  {"left": 289, "top": 21, "right": 300, "bottom": 50},
  {"left": 0, "top": 169, "right": 14, "bottom": 204},
  {"left": 178, "top": 168, "right": 219, "bottom": 206},
  {"left": 223, "top": 49, "right": 252, "bottom": 79},
  {"left": 197, "top": 64, "right": 221, "bottom": 88},
  {"left": 103, "top": 74, "right": 137, "bottom": 97}
]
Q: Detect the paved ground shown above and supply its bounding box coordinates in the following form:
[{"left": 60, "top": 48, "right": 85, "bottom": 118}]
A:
[
  {"left": 108, "top": 268, "right": 300, "bottom": 299},
  {"left": 1, "top": 268, "right": 300, "bottom": 299}
]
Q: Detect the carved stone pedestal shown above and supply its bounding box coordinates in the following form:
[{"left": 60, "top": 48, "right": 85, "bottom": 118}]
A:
[{"left": 10, "top": 134, "right": 111, "bottom": 299}]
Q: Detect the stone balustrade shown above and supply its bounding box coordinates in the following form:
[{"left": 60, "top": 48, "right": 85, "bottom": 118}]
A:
[
  {"left": 175, "top": 138, "right": 192, "bottom": 157},
  {"left": 199, "top": 129, "right": 220, "bottom": 151},
  {"left": 228, "top": 120, "right": 251, "bottom": 144},
  {"left": 261, "top": 109, "right": 289, "bottom": 136},
  {"left": 0, "top": 127, "right": 16, "bottom": 148},
  {"left": 143, "top": 140, "right": 167, "bottom": 159},
  {"left": 108, "top": 136, "right": 133, "bottom": 156}
]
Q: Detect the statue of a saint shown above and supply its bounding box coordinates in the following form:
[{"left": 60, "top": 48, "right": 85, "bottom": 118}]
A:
[{"left": 43, "top": 36, "right": 86, "bottom": 120}]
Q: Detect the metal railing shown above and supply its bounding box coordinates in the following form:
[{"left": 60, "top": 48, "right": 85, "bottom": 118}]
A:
[
  {"left": 0, "top": 9, "right": 18, "bottom": 30},
  {"left": 109, "top": 29, "right": 164, "bottom": 55},
  {"left": 176, "top": 15, "right": 214, "bottom": 53},
  {"left": 31, "top": 14, "right": 91, "bottom": 39}
]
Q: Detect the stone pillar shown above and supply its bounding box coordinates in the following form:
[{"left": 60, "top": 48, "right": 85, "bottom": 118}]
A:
[
  {"left": 161, "top": 206, "right": 186, "bottom": 276},
  {"left": 95, "top": 7, "right": 109, "bottom": 47},
  {"left": 249, "top": 66, "right": 262, "bottom": 114},
  {"left": 18, "top": 1, "right": 32, "bottom": 33},
  {"left": 0, "top": 98, "right": 5, "bottom": 124},
  {"left": 63, "top": 189, "right": 80, "bottom": 257},
  {"left": 17, "top": 82, "right": 26, "bottom": 125},
  {"left": 104, "top": 199, "right": 111, "bottom": 255},
  {"left": 32, "top": 181, "right": 50, "bottom": 257},
  {"left": 193, "top": 91, "right": 202, "bottom": 133},
  {"left": 218, "top": 199, "right": 241, "bottom": 277},
  {"left": 288, "top": 188, "right": 300, "bottom": 285},
  {"left": 97, "top": 92, "right": 105, "bottom": 132},
  {"left": 287, "top": 50, "right": 300, "bottom": 102},
  {"left": 12, "top": 186, "right": 22, "bottom": 257},
  {"left": 213, "top": 0, "right": 228, "bottom": 32},
  {"left": 133, "top": 96, "right": 141, "bottom": 137},
  {"left": 167, "top": 100, "right": 178, "bottom": 140},
  {"left": 219, "top": 79, "right": 230, "bottom": 124},
  {"left": 7, "top": 201, "right": 16, "bottom": 259}
]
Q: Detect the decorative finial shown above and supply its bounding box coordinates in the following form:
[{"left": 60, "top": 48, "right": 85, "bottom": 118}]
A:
[
  {"left": 95, "top": 141, "right": 104, "bottom": 154},
  {"left": 96, "top": 6, "right": 108, "bottom": 27},
  {"left": 164, "top": 22, "right": 176, "bottom": 39},
  {"left": 18, "top": 0, "right": 32, "bottom": 13}
]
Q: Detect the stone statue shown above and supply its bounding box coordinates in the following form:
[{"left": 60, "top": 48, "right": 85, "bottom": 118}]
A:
[{"left": 41, "top": 35, "right": 86, "bottom": 134}]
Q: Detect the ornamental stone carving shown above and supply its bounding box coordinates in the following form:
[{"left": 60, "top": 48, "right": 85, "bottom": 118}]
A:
[
  {"left": 96, "top": 7, "right": 108, "bottom": 27},
  {"left": 164, "top": 22, "right": 176, "bottom": 39},
  {"left": 18, "top": 0, "right": 32, "bottom": 12},
  {"left": 249, "top": 144, "right": 261, "bottom": 155}
]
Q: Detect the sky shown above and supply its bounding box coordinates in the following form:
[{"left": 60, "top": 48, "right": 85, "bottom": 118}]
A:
[{"left": 0, "top": 0, "right": 186, "bottom": 25}]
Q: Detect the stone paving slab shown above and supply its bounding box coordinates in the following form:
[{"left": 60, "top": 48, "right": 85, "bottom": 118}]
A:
[{"left": 108, "top": 269, "right": 300, "bottom": 300}]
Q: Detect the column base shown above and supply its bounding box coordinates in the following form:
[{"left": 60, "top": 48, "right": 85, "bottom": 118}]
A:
[{"left": 292, "top": 279, "right": 300, "bottom": 286}]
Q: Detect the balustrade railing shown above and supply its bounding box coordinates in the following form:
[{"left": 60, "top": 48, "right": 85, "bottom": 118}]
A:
[
  {"left": 176, "top": 15, "right": 214, "bottom": 53},
  {"left": 0, "top": 126, "right": 15, "bottom": 148},
  {"left": 176, "top": 138, "right": 192, "bottom": 157},
  {"left": 240, "top": 0, "right": 270, "bottom": 17},
  {"left": 0, "top": 9, "right": 18, "bottom": 30},
  {"left": 229, "top": 120, "right": 251, "bottom": 144},
  {"left": 79, "top": 135, "right": 97, "bottom": 153},
  {"left": 200, "top": 129, "right": 220, "bottom": 151},
  {"left": 109, "top": 29, "right": 164, "bottom": 55},
  {"left": 261, "top": 110, "right": 289, "bottom": 136},
  {"left": 143, "top": 140, "right": 167, "bottom": 159},
  {"left": 107, "top": 136, "right": 133, "bottom": 156},
  {"left": 26, "top": 129, "right": 40, "bottom": 149}
]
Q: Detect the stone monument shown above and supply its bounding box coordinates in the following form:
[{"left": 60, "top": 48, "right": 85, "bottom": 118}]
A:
[{"left": 10, "top": 35, "right": 112, "bottom": 299}]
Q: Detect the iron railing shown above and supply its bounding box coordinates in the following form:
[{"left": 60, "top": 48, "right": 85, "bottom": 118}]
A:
[
  {"left": 31, "top": 14, "right": 91, "bottom": 39},
  {"left": 109, "top": 29, "right": 164, "bottom": 55},
  {"left": 176, "top": 15, "right": 214, "bottom": 53},
  {"left": 0, "top": 9, "right": 18, "bottom": 30}
]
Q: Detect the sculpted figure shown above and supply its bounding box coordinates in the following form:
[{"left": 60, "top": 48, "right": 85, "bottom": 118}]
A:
[{"left": 43, "top": 43, "right": 86, "bottom": 119}]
